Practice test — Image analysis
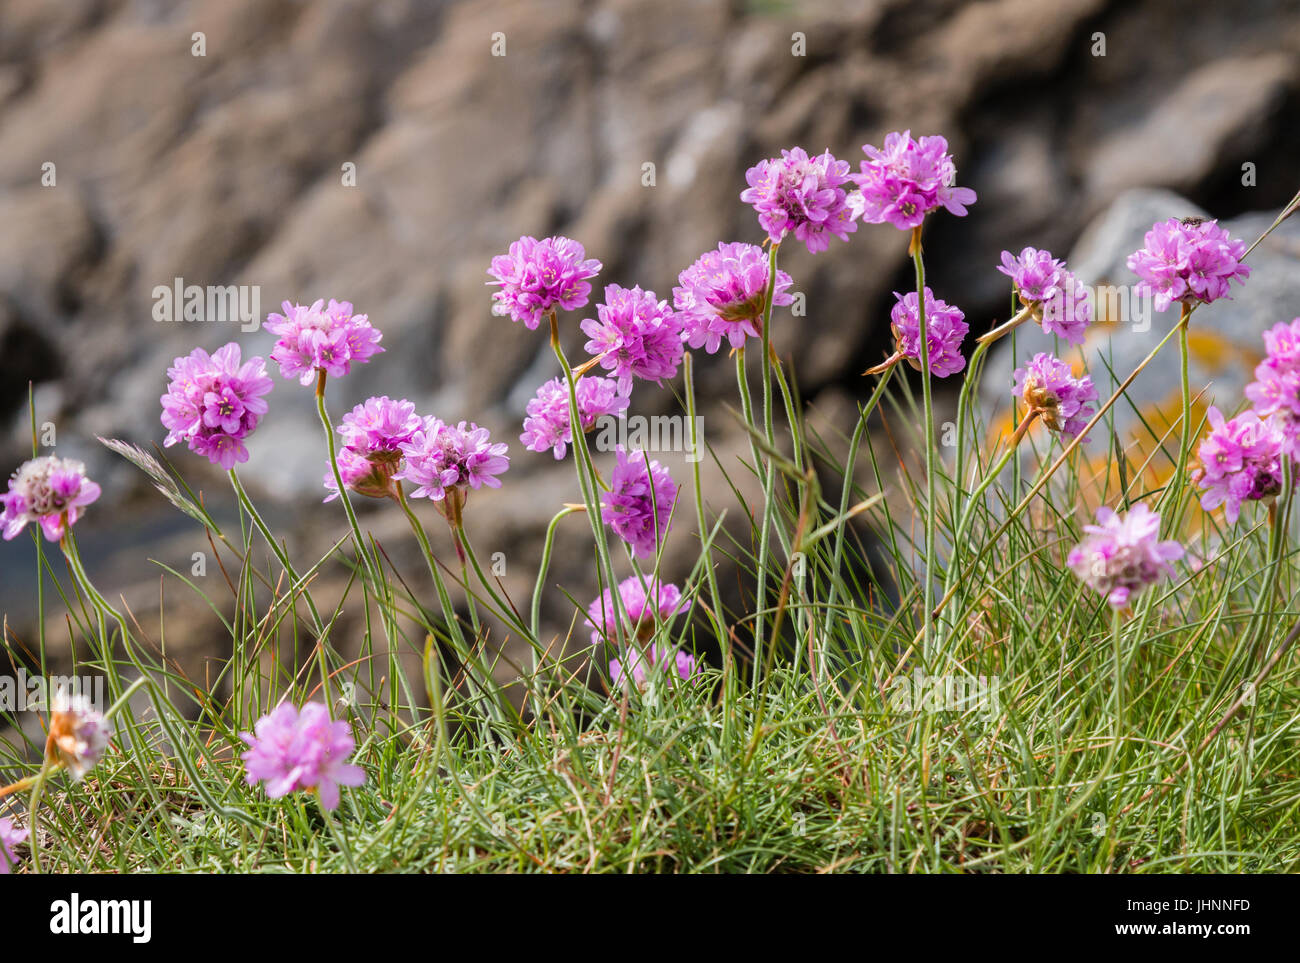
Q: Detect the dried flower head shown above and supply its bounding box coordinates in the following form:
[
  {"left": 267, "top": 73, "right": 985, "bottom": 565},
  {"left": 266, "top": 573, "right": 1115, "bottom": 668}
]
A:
[{"left": 46, "top": 690, "right": 111, "bottom": 781}]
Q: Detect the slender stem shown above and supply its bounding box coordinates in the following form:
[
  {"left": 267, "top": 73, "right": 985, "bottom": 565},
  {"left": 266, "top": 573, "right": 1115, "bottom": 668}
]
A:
[
  {"left": 1162, "top": 303, "right": 1193, "bottom": 526},
  {"left": 26, "top": 763, "right": 50, "bottom": 873},
  {"left": 974, "top": 303, "right": 1035, "bottom": 345},
  {"left": 911, "top": 226, "right": 937, "bottom": 659},
  {"left": 316, "top": 371, "right": 379, "bottom": 586},
  {"left": 752, "top": 241, "right": 782, "bottom": 679}
]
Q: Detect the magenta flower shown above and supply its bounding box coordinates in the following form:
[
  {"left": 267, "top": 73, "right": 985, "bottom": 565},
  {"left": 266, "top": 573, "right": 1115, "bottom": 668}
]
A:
[
  {"left": 1126, "top": 217, "right": 1250, "bottom": 313},
  {"left": 1014, "top": 353, "right": 1099, "bottom": 440},
  {"left": 852, "top": 131, "right": 976, "bottom": 230},
  {"left": 1067, "top": 504, "right": 1184, "bottom": 608},
  {"left": 739, "top": 147, "right": 859, "bottom": 253},
  {"left": 673, "top": 241, "right": 795, "bottom": 353},
  {"left": 0, "top": 817, "right": 26, "bottom": 874},
  {"left": 487, "top": 235, "right": 602, "bottom": 330},
  {"left": 1192, "top": 406, "right": 1291, "bottom": 524},
  {"left": 161, "top": 343, "right": 273, "bottom": 470},
  {"left": 520, "top": 376, "right": 629, "bottom": 459},
  {"left": 580, "top": 284, "right": 684, "bottom": 393},
  {"left": 600, "top": 447, "right": 678, "bottom": 559},
  {"left": 240, "top": 702, "right": 365, "bottom": 811},
  {"left": 586, "top": 575, "right": 691, "bottom": 646},
  {"left": 1, "top": 456, "right": 102, "bottom": 542},
  {"left": 264, "top": 299, "right": 384, "bottom": 385},
  {"left": 610, "top": 644, "right": 701, "bottom": 690},
  {"left": 324, "top": 396, "right": 423, "bottom": 501},
  {"left": 888, "top": 288, "right": 968, "bottom": 378},
  {"left": 397, "top": 418, "right": 509, "bottom": 503},
  {"left": 998, "top": 247, "right": 1092, "bottom": 345},
  {"left": 1246, "top": 318, "right": 1300, "bottom": 451}
]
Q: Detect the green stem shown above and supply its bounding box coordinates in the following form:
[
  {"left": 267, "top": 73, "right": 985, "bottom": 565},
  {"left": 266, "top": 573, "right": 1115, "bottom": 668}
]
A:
[{"left": 911, "top": 228, "right": 937, "bottom": 660}]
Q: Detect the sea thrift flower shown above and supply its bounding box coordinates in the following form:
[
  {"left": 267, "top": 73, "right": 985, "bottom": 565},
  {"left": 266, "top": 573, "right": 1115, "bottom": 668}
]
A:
[
  {"left": 1014, "top": 353, "right": 1099, "bottom": 440},
  {"left": 673, "top": 242, "right": 795, "bottom": 353},
  {"left": 1067, "top": 504, "right": 1184, "bottom": 608},
  {"left": 1246, "top": 318, "right": 1300, "bottom": 451},
  {"left": 997, "top": 247, "right": 1092, "bottom": 345},
  {"left": 610, "top": 644, "right": 701, "bottom": 689},
  {"left": 586, "top": 575, "right": 691, "bottom": 646},
  {"left": 888, "top": 288, "right": 968, "bottom": 378},
  {"left": 1192, "top": 407, "right": 1291, "bottom": 524},
  {"left": 1126, "top": 217, "right": 1250, "bottom": 313},
  {"left": 161, "top": 343, "right": 273, "bottom": 469},
  {"left": 240, "top": 702, "right": 365, "bottom": 811},
  {"left": 1, "top": 457, "right": 101, "bottom": 542},
  {"left": 520, "top": 376, "right": 630, "bottom": 459},
  {"left": 600, "top": 447, "right": 678, "bottom": 559},
  {"left": 0, "top": 817, "right": 26, "bottom": 874},
  {"left": 853, "top": 131, "right": 976, "bottom": 229},
  {"left": 324, "top": 395, "right": 422, "bottom": 501},
  {"left": 46, "top": 691, "right": 111, "bottom": 781},
  {"left": 739, "top": 148, "right": 858, "bottom": 253},
  {"left": 264, "top": 299, "right": 384, "bottom": 385},
  {"left": 581, "top": 285, "right": 684, "bottom": 393},
  {"left": 397, "top": 418, "right": 509, "bottom": 503},
  {"left": 487, "top": 235, "right": 602, "bottom": 330}
]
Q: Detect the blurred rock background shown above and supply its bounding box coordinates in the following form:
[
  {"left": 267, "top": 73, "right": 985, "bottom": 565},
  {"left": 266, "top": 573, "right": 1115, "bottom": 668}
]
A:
[{"left": 1, "top": 0, "right": 1298, "bottom": 698}]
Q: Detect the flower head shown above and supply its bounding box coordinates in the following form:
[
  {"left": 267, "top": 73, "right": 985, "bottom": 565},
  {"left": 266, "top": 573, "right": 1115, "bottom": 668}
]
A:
[
  {"left": 852, "top": 131, "right": 976, "bottom": 230},
  {"left": 161, "top": 343, "right": 273, "bottom": 470},
  {"left": 46, "top": 690, "right": 111, "bottom": 781},
  {"left": 600, "top": 447, "right": 678, "bottom": 559},
  {"left": 1192, "top": 406, "right": 1291, "bottom": 524},
  {"left": 0, "top": 817, "right": 27, "bottom": 875},
  {"left": 586, "top": 575, "right": 691, "bottom": 646},
  {"left": 1067, "top": 504, "right": 1183, "bottom": 608},
  {"left": 324, "top": 396, "right": 423, "bottom": 501},
  {"left": 1014, "top": 353, "right": 1099, "bottom": 440},
  {"left": 240, "top": 702, "right": 365, "bottom": 811},
  {"left": 673, "top": 241, "right": 795, "bottom": 353},
  {"left": 610, "top": 644, "right": 701, "bottom": 690},
  {"left": 1126, "top": 217, "right": 1250, "bottom": 313},
  {"left": 487, "top": 235, "right": 602, "bottom": 330},
  {"left": 998, "top": 247, "right": 1092, "bottom": 345},
  {"left": 1245, "top": 318, "right": 1300, "bottom": 451},
  {"left": 397, "top": 418, "right": 509, "bottom": 504},
  {"left": 1, "top": 456, "right": 102, "bottom": 542},
  {"left": 740, "top": 147, "right": 859, "bottom": 253},
  {"left": 889, "top": 288, "right": 968, "bottom": 378},
  {"left": 520, "top": 376, "right": 630, "bottom": 459},
  {"left": 264, "top": 299, "right": 384, "bottom": 385},
  {"left": 580, "top": 285, "right": 684, "bottom": 393}
]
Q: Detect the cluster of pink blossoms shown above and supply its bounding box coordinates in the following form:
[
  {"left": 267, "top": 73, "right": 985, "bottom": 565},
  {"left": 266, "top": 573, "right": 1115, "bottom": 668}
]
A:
[
  {"left": 520, "top": 376, "right": 629, "bottom": 459},
  {"left": 1245, "top": 318, "right": 1300, "bottom": 452},
  {"left": 852, "top": 131, "right": 977, "bottom": 230},
  {"left": 487, "top": 235, "right": 602, "bottom": 330},
  {"left": 599, "top": 448, "right": 678, "bottom": 559},
  {"left": 325, "top": 395, "right": 423, "bottom": 501},
  {"left": 581, "top": 284, "right": 684, "bottom": 393},
  {"left": 1193, "top": 407, "right": 1290, "bottom": 524},
  {"left": 998, "top": 247, "right": 1092, "bottom": 345},
  {"left": 396, "top": 418, "right": 510, "bottom": 507},
  {"left": 0, "top": 817, "right": 26, "bottom": 874},
  {"left": 1014, "top": 353, "right": 1099, "bottom": 441},
  {"left": 1, "top": 456, "right": 102, "bottom": 542},
  {"left": 673, "top": 241, "right": 795, "bottom": 354},
  {"left": 888, "top": 288, "right": 969, "bottom": 378},
  {"left": 1068, "top": 504, "right": 1184, "bottom": 609},
  {"left": 240, "top": 702, "right": 365, "bottom": 811},
  {"left": 586, "top": 575, "right": 691, "bottom": 647},
  {"left": 265, "top": 299, "right": 384, "bottom": 385},
  {"left": 611, "top": 644, "right": 701, "bottom": 690},
  {"left": 1126, "top": 217, "right": 1250, "bottom": 313},
  {"left": 160, "top": 343, "right": 273, "bottom": 469},
  {"left": 740, "top": 147, "right": 859, "bottom": 253}
]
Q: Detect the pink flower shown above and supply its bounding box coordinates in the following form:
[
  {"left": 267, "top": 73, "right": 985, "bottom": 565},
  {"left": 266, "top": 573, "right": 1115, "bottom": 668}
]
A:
[
  {"left": 740, "top": 147, "right": 859, "bottom": 253},
  {"left": 264, "top": 299, "right": 384, "bottom": 385},
  {"left": 324, "top": 396, "right": 423, "bottom": 501},
  {"left": 46, "top": 690, "right": 111, "bottom": 781},
  {"left": 520, "top": 376, "right": 629, "bottom": 459},
  {"left": 853, "top": 131, "right": 976, "bottom": 230},
  {"left": 1246, "top": 318, "right": 1300, "bottom": 452},
  {"left": 0, "top": 817, "right": 27, "bottom": 874},
  {"left": 240, "top": 702, "right": 366, "bottom": 811},
  {"left": 586, "top": 575, "right": 691, "bottom": 646},
  {"left": 610, "top": 644, "right": 701, "bottom": 690},
  {"left": 396, "top": 418, "right": 509, "bottom": 502},
  {"left": 600, "top": 447, "right": 678, "bottom": 559},
  {"left": 1192, "top": 406, "right": 1291, "bottom": 524},
  {"left": 998, "top": 247, "right": 1092, "bottom": 346},
  {"left": 161, "top": 343, "right": 273, "bottom": 470},
  {"left": 1014, "top": 353, "right": 1099, "bottom": 440},
  {"left": 1, "top": 456, "right": 102, "bottom": 542},
  {"left": 1067, "top": 504, "right": 1183, "bottom": 608},
  {"left": 581, "top": 285, "right": 684, "bottom": 393},
  {"left": 889, "top": 288, "right": 968, "bottom": 378},
  {"left": 487, "top": 235, "right": 602, "bottom": 330},
  {"left": 1126, "top": 217, "right": 1250, "bottom": 313},
  {"left": 673, "top": 241, "right": 795, "bottom": 353}
]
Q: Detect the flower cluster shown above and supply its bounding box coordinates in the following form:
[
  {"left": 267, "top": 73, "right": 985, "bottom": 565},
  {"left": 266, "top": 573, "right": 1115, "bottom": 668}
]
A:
[
  {"left": 487, "top": 235, "right": 602, "bottom": 330},
  {"left": 1245, "top": 318, "right": 1300, "bottom": 452},
  {"left": 1192, "top": 407, "right": 1290, "bottom": 524},
  {"left": 998, "top": 247, "right": 1092, "bottom": 345},
  {"left": 673, "top": 241, "right": 795, "bottom": 353},
  {"left": 1126, "top": 217, "right": 1250, "bottom": 313},
  {"left": 264, "top": 299, "right": 384, "bottom": 385},
  {"left": 853, "top": 131, "right": 976, "bottom": 230},
  {"left": 325, "top": 396, "right": 423, "bottom": 501},
  {"left": 46, "top": 691, "right": 111, "bottom": 781},
  {"left": 740, "top": 148, "right": 858, "bottom": 253},
  {"left": 520, "top": 376, "right": 629, "bottom": 459},
  {"left": 240, "top": 702, "right": 365, "bottom": 811},
  {"left": 600, "top": 447, "right": 678, "bottom": 559},
  {"left": 580, "top": 285, "right": 684, "bottom": 393},
  {"left": 397, "top": 418, "right": 510, "bottom": 505},
  {"left": 1, "top": 456, "right": 102, "bottom": 542},
  {"left": 1014, "top": 353, "right": 1099, "bottom": 441},
  {"left": 586, "top": 575, "right": 691, "bottom": 647},
  {"left": 888, "top": 288, "right": 968, "bottom": 378},
  {"left": 0, "top": 817, "right": 26, "bottom": 875},
  {"left": 611, "top": 644, "right": 701, "bottom": 690},
  {"left": 160, "top": 343, "right": 273, "bottom": 469},
  {"left": 1067, "top": 504, "right": 1184, "bottom": 608}
]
